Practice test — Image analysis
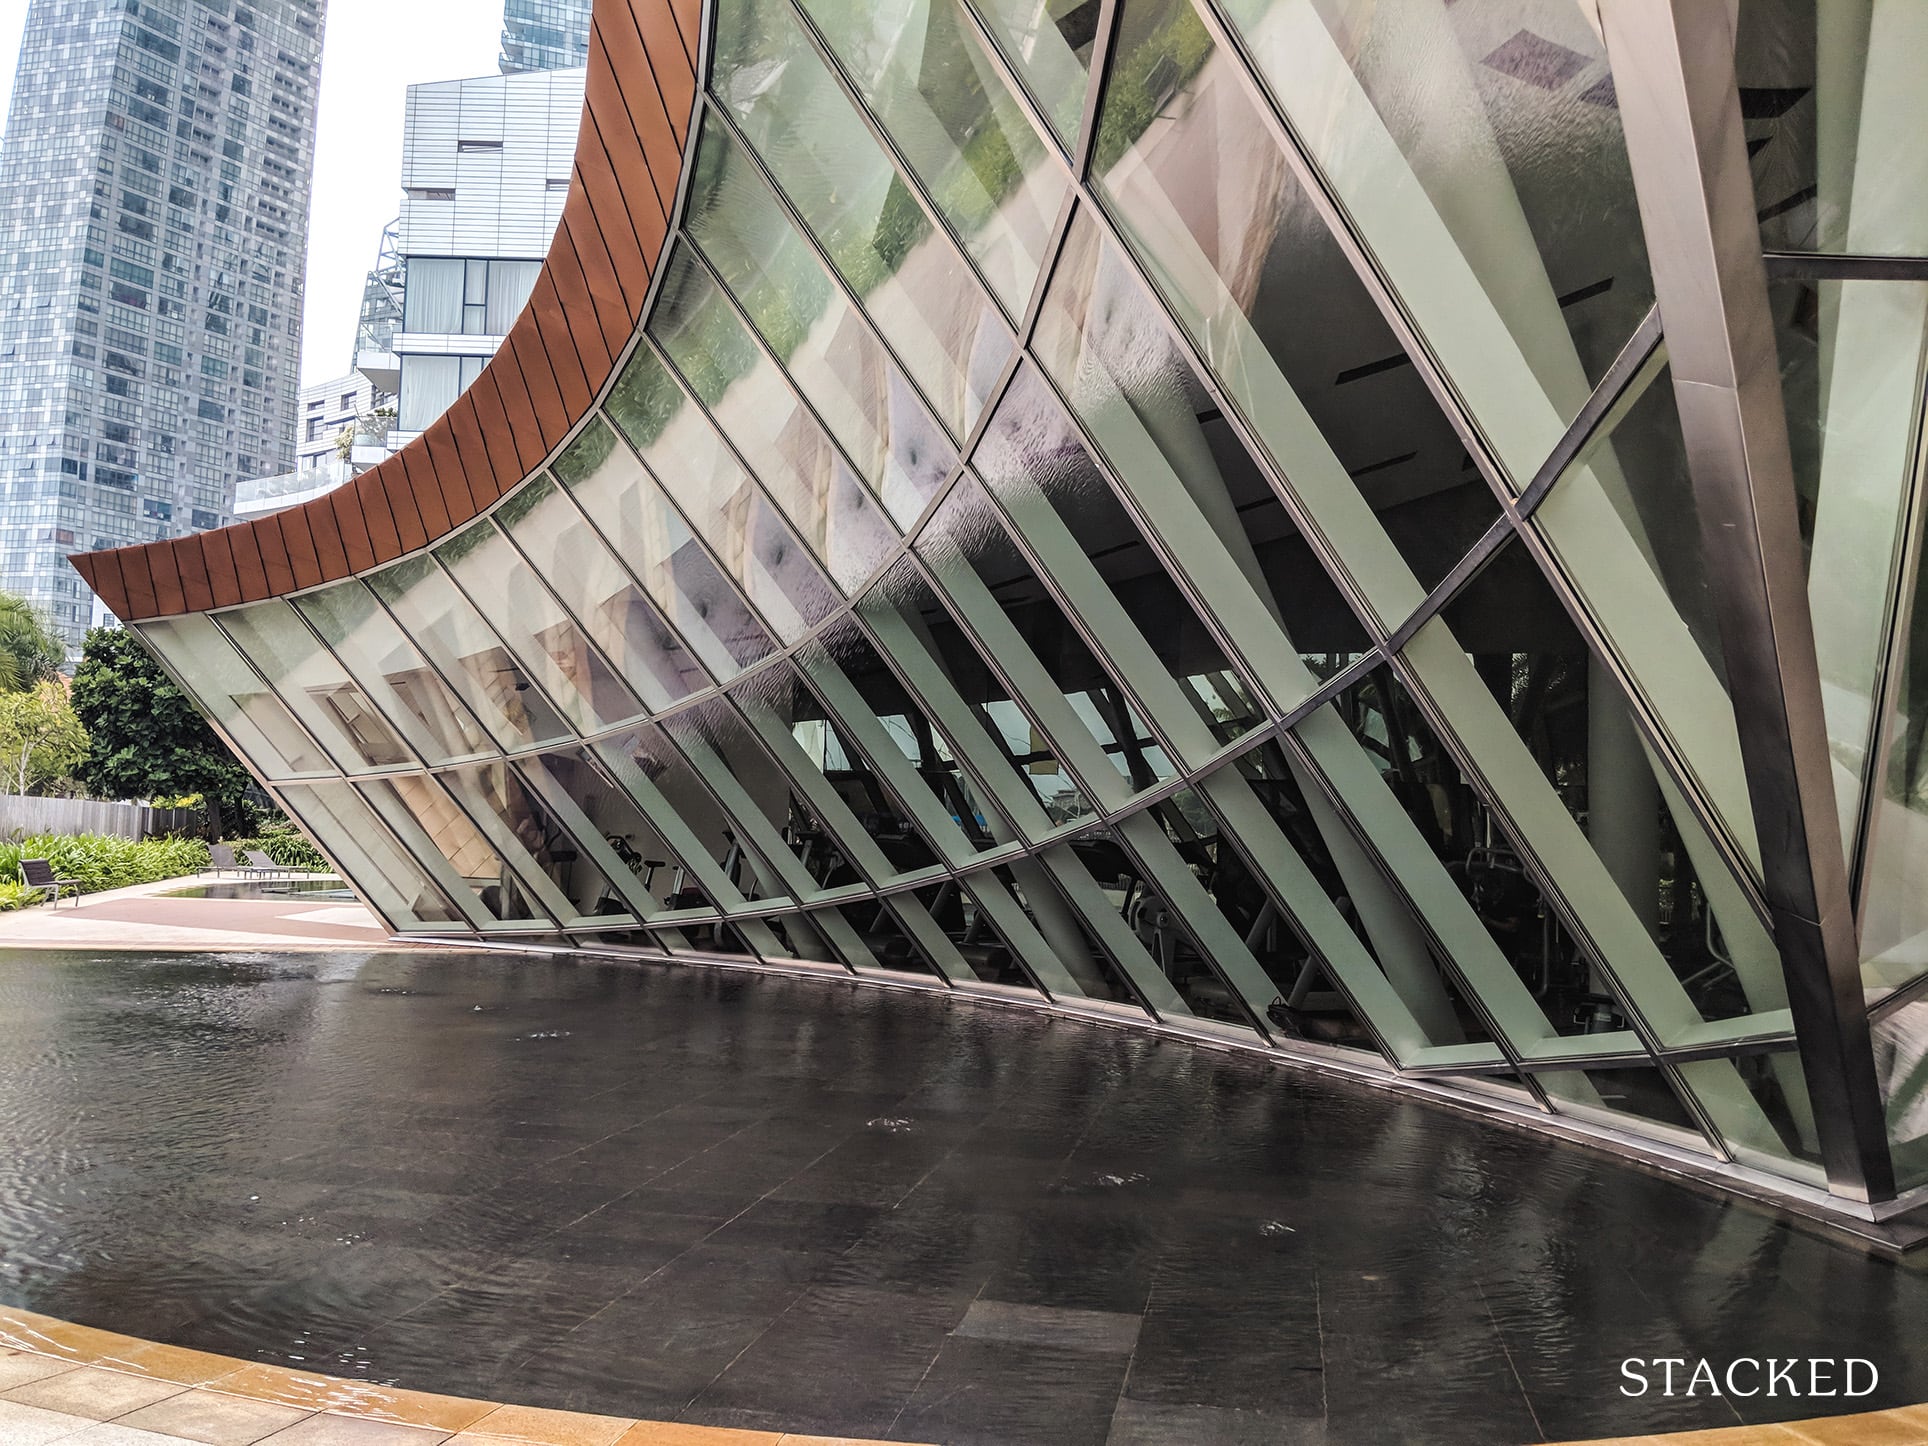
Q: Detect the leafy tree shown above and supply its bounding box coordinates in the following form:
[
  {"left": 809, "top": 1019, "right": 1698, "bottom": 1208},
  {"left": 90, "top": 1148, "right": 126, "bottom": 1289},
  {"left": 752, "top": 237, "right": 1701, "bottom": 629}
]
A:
[
  {"left": 0, "top": 681, "right": 88, "bottom": 795},
  {"left": 70, "top": 625, "right": 255, "bottom": 836},
  {"left": 0, "top": 592, "right": 66, "bottom": 691}
]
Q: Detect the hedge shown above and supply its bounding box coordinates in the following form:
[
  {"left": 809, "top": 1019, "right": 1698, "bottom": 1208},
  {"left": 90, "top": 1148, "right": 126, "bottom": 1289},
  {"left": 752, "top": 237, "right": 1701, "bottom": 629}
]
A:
[
  {"left": 0, "top": 834, "right": 209, "bottom": 906},
  {"left": 0, "top": 826, "right": 331, "bottom": 910}
]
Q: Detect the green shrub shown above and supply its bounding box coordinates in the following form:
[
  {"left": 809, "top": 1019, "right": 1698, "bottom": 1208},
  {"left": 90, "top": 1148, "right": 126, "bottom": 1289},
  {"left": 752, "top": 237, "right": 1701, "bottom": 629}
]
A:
[
  {"left": 0, "top": 832, "right": 210, "bottom": 901},
  {"left": 0, "top": 880, "right": 35, "bottom": 912},
  {"left": 223, "top": 827, "right": 328, "bottom": 873}
]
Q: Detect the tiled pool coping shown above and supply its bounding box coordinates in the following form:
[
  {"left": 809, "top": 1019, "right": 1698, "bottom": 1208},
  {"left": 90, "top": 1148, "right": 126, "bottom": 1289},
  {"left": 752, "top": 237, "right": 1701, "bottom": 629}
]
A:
[
  {"left": 0, "top": 1304, "right": 921, "bottom": 1444},
  {"left": 3, "top": 1302, "right": 1925, "bottom": 1445}
]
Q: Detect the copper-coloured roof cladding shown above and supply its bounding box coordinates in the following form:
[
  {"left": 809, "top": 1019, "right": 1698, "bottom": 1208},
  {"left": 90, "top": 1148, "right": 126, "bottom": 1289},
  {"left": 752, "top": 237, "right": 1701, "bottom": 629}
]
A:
[{"left": 70, "top": 0, "right": 701, "bottom": 623}]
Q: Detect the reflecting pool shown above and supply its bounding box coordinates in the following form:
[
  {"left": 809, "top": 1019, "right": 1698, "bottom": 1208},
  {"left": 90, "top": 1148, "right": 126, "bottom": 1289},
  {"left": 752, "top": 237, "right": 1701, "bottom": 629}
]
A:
[{"left": 0, "top": 950, "right": 1922, "bottom": 1444}]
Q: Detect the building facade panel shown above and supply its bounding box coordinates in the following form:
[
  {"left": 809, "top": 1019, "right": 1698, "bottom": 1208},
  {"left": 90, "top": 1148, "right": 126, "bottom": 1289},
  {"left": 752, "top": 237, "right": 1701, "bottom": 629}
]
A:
[{"left": 75, "top": 0, "right": 1928, "bottom": 1220}]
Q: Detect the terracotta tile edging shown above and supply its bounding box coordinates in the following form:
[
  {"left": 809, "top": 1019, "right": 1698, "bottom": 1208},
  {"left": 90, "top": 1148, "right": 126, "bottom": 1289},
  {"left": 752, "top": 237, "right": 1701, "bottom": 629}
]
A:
[{"left": 0, "top": 1302, "right": 933, "bottom": 1444}]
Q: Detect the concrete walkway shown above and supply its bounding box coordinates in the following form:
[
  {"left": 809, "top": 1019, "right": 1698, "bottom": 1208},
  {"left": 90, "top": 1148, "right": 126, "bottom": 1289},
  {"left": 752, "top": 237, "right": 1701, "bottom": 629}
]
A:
[{"left": 0, "top": 874, "right": 440, "bottom": 952}]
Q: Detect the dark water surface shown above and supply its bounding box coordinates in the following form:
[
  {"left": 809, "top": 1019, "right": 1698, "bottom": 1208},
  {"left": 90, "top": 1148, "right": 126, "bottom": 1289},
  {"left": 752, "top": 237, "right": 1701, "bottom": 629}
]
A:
[{"left": 0, "top": 950, "right": 1922, "bottom": 1444}]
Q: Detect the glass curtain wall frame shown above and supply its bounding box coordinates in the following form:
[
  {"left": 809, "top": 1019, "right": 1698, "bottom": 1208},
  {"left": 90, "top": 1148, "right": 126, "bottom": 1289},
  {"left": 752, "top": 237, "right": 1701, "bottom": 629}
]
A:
[{"left": 117, "top": 0, "right": 1928, "bottom": 1212}]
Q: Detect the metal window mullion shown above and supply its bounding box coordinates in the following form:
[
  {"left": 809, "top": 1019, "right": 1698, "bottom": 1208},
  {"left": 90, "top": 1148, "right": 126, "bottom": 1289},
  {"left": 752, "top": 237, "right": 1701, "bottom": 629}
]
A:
[
  {"left": 1598, "top": 0, "right": 1893, "bottom": 1201},
  {"left": 1381, "top": 642, "right": 1708, "bottom": 1068},
  {"left": 961, "top": 462, "right": 1215, "bottom": 772},
  {"left": 1514, "top": 309, "right": 1668, "bottom": 519},
  {"left": 1071, "top": 0, "right": 1124, "bottom": 183},
  {"left": 910, "top": 535, "right": 1136, "bottom": 813},
  {"left": 1017, "top": 347, "right": 1331, "bottom": 718},
  {"left": 638, "top": 249, "right": 887, "bottom": 607},
  {"left": 777, "top": 0, "right": 1047, "bottom": 330},
  {"left": 675, "top": 219, "right": 924, "bottom": 552},
  {"left": 606, "top": 323, "right": 833, "bottom": 649},
  {"left": 1505, "top": 516, "right": 1775, "bottom": 928},
  {"left": 700, "top": 91, "right": 1005, "bottom": 456},
  {"left": 1846, "top": 327, "right": 1928, "bottom": 921},
  {"left": 1186, "top": 0, "right": 1518, "bottom": 511},
  {"left": 492, "top": 475, "right": 727, "bottom": 713},
  {"left": 423, "top": 542, "right": 595, "bottom": 747}
]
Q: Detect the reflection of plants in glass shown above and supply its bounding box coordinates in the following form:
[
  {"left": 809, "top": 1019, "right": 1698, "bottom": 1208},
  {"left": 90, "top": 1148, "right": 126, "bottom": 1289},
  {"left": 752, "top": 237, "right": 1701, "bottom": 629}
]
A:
[
  {"left": 602, "top": 352, "right": 682, "bottom": 452},
  {"left": 1091, "top": 0, "right": 1213, "bottom": 178},
  {"left": 652, "top": 252, "right": 762, "bottom": 409}
]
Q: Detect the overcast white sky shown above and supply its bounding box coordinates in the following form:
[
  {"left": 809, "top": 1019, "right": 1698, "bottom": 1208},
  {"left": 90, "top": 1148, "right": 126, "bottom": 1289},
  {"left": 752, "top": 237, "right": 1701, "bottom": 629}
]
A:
[{"left": 0, "top": 0, "right": 507, "bottom": 388}]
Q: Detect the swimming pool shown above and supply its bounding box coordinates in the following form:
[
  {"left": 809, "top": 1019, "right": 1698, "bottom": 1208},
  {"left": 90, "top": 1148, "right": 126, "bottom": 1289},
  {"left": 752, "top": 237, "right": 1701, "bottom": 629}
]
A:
[{"left": 0, "top": 948, "right": 1921, "bottom": 1444}]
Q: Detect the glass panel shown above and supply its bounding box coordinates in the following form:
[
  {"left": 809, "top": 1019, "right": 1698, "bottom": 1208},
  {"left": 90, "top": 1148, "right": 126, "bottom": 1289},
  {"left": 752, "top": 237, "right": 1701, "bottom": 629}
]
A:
[
  {"left": 518, "top": 748, "right": 700, "bottom": 915},
  {"left": 806, "top": 617, "right": 1006, "bottom": 854},
  {"left": 1532, "top": 365, "right": 1760, "bottom": 870},
  {"left": 296, "top": 581, "right": 508, "bottom": 765},
  {"left": 1874, "top": 1001, "right": 1928, "bottom": 1190},
  {"left": 440, "top": 761, "right": 630, "bottom": 928},
  {"left": 597, "top": 359, "right": 842, "bottom": 643},
  {"left": 1538, "top": 1067, "right": 1716, "bottom": 1155},
  {"left": 711, "top": 0, "right": 1013, "bottom": 441},
  {"left": 1773, "top": 276, "right": 1928, "bottom": 848},
  {"left": 137, "top": 615, "right": 332, "bottom": 778},
  {"left": 359, "top": 559, "right": 573, "bottom": 753},
  {"left": 685, "top": 121, "right": 957, "bottom": 530},
  {"left": 1090, "top": 0, "right": 1491, "bottom": 629},
  {"left": 1196, "top": 739, "right": 1500, "bottom": 1064},
  {"left": 663, "top": 696, "right": 876, "bottom": 900},
  {"left": 399, "top": 355, "right": 460, "bottom": 431},
  {"left": 728, "top": 658, "right": 946, "bottom": 881},
  {"left": 403, "top": 256, "right": 463, "bottom": 333},
  {"left": 216, "top": 601, "right": 415, "bottom": 772},
  {"left": 359, "top": 773, "right": 554, "bottom": 928},
  {"left": 975, "top": 363, "right": 1266, "bottom": 755},
  {"left": 1301, "top": 665, "right": 1648, "bottom": 1058},
  {"left": 435, "top": 521, "right": 645, "bottom": 735},
  {"left": 1738, "top": 1, "right": 1928, "bottom": 256},
  {"left": 485, "top": 259, "right": 541, "bottom": 334},
  {"left": 593, "top": 723, "right": 771, "bottom": 912},
  {"left": 1675, "top": 1051, "right": 1825, "bottom": 1185},
  {"left": 965, "top": 858, "right": 1148, "bottom": 1009},
  {"left": 859, "top": 556, "right": 1094, "bottom": 832},
  {"left": 1220, "top": 0, "right": 1655, "bottom": 424},
  {"left": 798, "top": 0, "right": 1071, "bottom": 320},
  {"left": 1432, "top": 543, "right": 1788, "bottom": 1036},
  {"left": 279, "top": 782, "right": 464, "bottom": 930},
  {"left": 554, "top": 415, "right": 779, "bottom": 670},
  {"left": 1862, "top": 552, "right": 1928, "bottom": 997},
  {"left": 919, "top": 476, "right": 1175, "bottom": 803},
  {"left": 651, "top": 245, "right": 904, "bottom": 591},
  {"left": 970, "top": 0, "right": 1096, "bottom": 149},
  {"left": 885, "top": 883, "right": 1035, "bottom": 986},
  {"left": 1033, "top": 205, "right": 1453, "bottom": 705},
  {"left": 494, "top": 474, "right": 711, "bottom": 711}
]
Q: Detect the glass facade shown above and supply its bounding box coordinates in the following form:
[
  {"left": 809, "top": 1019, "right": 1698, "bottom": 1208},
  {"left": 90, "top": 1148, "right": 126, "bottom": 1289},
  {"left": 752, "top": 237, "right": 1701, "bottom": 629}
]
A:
[{"left": 104, "top": 0, "right": 1928, "bottom": 1213}]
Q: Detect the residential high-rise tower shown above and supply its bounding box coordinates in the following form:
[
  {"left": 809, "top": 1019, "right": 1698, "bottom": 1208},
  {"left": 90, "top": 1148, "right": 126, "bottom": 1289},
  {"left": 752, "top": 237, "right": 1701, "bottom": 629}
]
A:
[
  {"left": 499, "top": 0, "right": 592, "bottom": 75},
  {"left": 0, "top": 0, "right": 326, "bottom": 646}
]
